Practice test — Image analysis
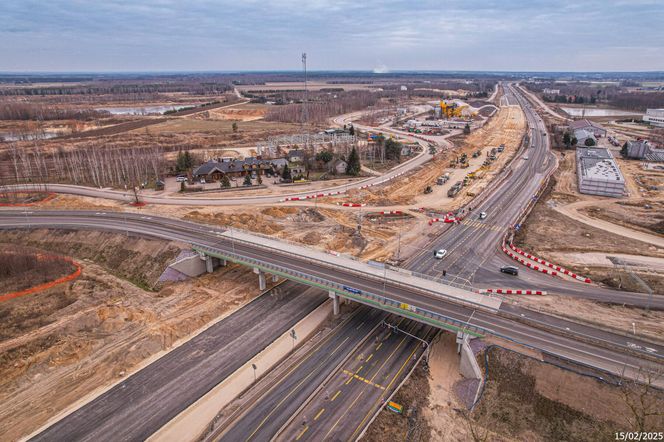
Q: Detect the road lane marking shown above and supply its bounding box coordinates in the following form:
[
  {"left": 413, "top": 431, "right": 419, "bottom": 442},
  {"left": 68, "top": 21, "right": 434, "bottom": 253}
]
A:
[
  {"left": 350, "top": 342, "right": 422, "bottom": 440},
  {"left": 324, "top": 390, "right": 365, "bottom": 440},
  {"left": 295, "top": 425, "right": 308, "bottom": 441},
  {"left": 375, "top": 343, "right": 382, "bottom": 351},
  {"left": 314, "top": 408, "right": 325, "bottom": 421},
  {"left": 244, "top": 334, "right": 351, "bottom": 441},
  {"left": 366, "top": 353, "right": 373, "bottom": 362},
  {"left": 331, "top": 390, "right": 341, "bottom": 401},
  {"left": 342, "top": 370, "right": 386, "bottom": 390}
]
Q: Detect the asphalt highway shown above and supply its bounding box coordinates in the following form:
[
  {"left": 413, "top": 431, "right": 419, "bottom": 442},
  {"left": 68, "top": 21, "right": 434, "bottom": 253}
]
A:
[
  {"left": 4, "top": 83, "right": 663, "bottom": 442},
  {"left": 216, "top": 306, "right": 388, "bottom": 442},
  {"left": 1, "top": 211, "right": 661, "bottom": 372},
  {"left": 26, "top": 282, "right": 327, "bottom": 442},
  {"left": 275, "top": 318, "right": 433, "bottom": 442}
]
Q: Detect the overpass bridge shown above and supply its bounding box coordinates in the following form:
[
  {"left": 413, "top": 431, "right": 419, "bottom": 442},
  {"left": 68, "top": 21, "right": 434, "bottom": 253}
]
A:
[{"left": 192, "top": 228, "right": 501, "bottom": 336}]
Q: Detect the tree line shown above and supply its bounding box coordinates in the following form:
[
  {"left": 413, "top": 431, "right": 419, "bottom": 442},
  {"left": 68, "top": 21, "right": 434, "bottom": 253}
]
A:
[
  {"left": 265, "top": 91, "right": 380, "bottom": 123},
  {"left": 0, "top": 103, "right": 107, "bottom": 121},
  {"left": 3, "top": 143, "right": 165, "bottom": 189}
]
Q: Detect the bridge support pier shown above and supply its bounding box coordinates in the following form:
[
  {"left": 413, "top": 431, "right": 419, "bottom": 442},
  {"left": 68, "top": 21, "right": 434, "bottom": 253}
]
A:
[
  {"left": 329, "top": 290, "right": 340, "bottom": 316},
  {"left": 205, "top": 255, "right": 215, "bottom": 273},
  {"left": 254, "top": 268, "right": 267, "bottom": 291}
]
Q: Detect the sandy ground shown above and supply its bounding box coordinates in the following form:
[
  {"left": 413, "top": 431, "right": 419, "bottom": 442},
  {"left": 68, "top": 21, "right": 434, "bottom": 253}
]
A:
[
  {"left": 0, "top": 231, "right": 276, "bottom": 440},
  {"left": 422, "top": 333, "right": 470, "bottom": 441},
  {"left": 352, "top": 105, "right": 526, "bottom": 209},
  {"left": 182, "top": 205, "right": 413, "bottom": 262}
]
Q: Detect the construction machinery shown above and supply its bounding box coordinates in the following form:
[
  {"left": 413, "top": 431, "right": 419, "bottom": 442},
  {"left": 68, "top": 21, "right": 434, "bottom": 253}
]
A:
[{"left": 439, "top": 100, "right": 468, "bottom": 119}]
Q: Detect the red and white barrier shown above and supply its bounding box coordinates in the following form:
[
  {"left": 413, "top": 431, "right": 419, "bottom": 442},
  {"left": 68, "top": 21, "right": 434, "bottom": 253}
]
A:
[
  {"left": 501, "top": 245, "right": 558, "bottom": 276},
  {"left": 375, "top": 210, "right": 403, "bottom": 215},
  {"left": 281, "top": 189, "right": 346, "bottom": 202},
  {"left": 338, "top": 202, "right": 366, "bottom": 207},
  {"left": 477, "top": 288, "right": 546, "bottom": 295},
  {"left": 508, "top": 243, "right": 592, "bottom": 283}
]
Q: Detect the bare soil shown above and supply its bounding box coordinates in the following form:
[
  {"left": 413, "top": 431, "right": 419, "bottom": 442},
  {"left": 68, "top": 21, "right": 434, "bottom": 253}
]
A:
[
  {"left": 355, "top": 105, "right": 525, "bottom": 208},
  {"left": 0, "top": 245, "right": 76, "bottom": 294},
  {"left": 470, "top": 346, "right": 664, "bottom": 441},
  {"left": 0, "top": 231, "right": 274, "bottom": 441},
  {"left": 183, "top": 206, "right": 410, "bottom": 261}
]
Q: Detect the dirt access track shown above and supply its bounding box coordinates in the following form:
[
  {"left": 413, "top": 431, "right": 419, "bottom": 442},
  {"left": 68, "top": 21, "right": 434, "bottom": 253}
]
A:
[{"left": 0, "top": 229, "right": 278, "bottom": 441}]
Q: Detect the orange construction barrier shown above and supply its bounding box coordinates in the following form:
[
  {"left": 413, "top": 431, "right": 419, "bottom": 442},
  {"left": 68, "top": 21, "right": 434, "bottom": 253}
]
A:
[{"left": 0, "top": 257, "right": 82, "bottom": 303}]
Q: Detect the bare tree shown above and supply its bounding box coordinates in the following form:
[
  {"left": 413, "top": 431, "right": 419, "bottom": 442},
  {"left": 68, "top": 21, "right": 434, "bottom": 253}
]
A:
[{"left": 620, "top": 369, "right": 664, "bottom": 433}]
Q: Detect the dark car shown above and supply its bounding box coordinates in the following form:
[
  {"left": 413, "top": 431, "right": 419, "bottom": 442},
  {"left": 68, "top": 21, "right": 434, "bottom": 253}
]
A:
[{"left": 500, "top": 265, "right": 519, "bottom": 276}]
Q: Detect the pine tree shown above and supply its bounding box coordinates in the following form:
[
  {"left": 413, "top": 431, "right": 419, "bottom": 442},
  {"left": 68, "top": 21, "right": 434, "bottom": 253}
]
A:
[
  {"left": 346, "top": 146, "right": 361, "bottom": 176},
  {"left": 220, "top": 174, "right": 231, "bottom": 188},
  {"left": 243, "top": 174, "right": 252, "bottom": 186},
  {"left": 282, "top": 164, "right": 292, "bottom": 181}
]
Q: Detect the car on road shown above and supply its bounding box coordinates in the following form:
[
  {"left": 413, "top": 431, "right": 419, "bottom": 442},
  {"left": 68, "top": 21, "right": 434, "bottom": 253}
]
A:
[
  {"left": 434, "top": 249, "right": 447, "bottom": 259},
  {"left": 479, "top": 211, "right": 487, "bottom": 220},
  {"left": 523, "top": 155, "right": 529, "bottom": 160},
  {"left": 175, "top": 175, "right": 187, "bottom": 182},
  {"left": 500, "top": 265, "right": 519, "bottom": 275}
]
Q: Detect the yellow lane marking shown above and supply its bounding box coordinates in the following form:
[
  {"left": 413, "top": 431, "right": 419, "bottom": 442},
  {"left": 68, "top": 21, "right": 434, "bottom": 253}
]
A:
[
  {"left": 369, "top": 336, "right": 407, "bottom": 383},
  {"left": 345, "top": 376, "right": 353, "bottom": 385},
  {"left": 314, "top": 408, "right": 325, "bottom": 421},
  {"left": 350, "top": 343, "right": 421, "bottom": 440},
  {"left": 245, "top": 336, "right": 350, "bottom": 441},
  {"left": 375, "top": 343, "right": 382, "bottom": 351},
  {"left": 295, "top": 425, "right": 308, "bottom": 441},
  {"left": 331, "top": 390, "right": 341, "bottom": 401},
  {"left": 366, "top": 353, "right": 373, "bottom": 362},
  {"left": 342, "top": 370, "right": 386, "bottom": 390},
  {"left": 324, "top": 390, "right": 365, "bottom": 440}
]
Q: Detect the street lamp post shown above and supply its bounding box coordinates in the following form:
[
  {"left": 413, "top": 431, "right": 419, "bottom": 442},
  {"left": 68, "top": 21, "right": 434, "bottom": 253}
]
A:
[{"left": 383, "top": 321, "right": 430, "bottom": 363}]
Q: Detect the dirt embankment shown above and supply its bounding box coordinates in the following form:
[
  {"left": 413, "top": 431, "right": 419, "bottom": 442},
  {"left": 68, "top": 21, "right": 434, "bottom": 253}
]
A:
[
  {"left": 470, "top": 347, "right": 664, "bottom": 441},
  {"left": 184, "top": 206, "right": 407, "bottom": 262},
  {"left": 514, "top": 148, "right": 664, "bottom": 294},
  {"left": 367, "top": 341, "right": 664, "bottom": 442},
  {"left": 0, "top": 245, "right": 76, "bottom": 295},
  {"left": 0, "top": 229, "right": 182, "bottom": 289},
  {"left": 0, "top": 230, "right": 273, "bottom": 440}
]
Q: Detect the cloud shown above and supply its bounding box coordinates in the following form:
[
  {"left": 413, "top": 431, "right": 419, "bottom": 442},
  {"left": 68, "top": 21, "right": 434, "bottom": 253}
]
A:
[{"left": 0, "top": 0, "right": 662, "bottom": 71}]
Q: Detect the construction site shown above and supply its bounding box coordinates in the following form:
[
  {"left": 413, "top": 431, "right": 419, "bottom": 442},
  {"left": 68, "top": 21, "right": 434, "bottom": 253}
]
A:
[{"left": 1, "top": 67, "right": 663, "bottom": 442}]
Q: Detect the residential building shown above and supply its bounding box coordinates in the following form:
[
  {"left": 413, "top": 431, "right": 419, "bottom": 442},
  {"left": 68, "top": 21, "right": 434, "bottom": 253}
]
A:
[
  {"left": 574, "top": 129, "right": 597, "bottom": 146},
  {"left": 644, "top": 109, "right": 664, "bottom": 127},
  {"left": 568, "top": 119, "right": 607, "bottom": 138},
  {"left": 286, "top": 149, "right": 305, "bottom": 163},
  {"left": 576, "top": 148, "right": 625, "bottom": 198},
  {"left": 543, "top": 88, "right": 560, "bottom": 95},
  {"left": 192, "top": 157, "right": 273, "bottom": 181},
  {"left": 329, "top": 159, "right": 348, "bottom": 174}
]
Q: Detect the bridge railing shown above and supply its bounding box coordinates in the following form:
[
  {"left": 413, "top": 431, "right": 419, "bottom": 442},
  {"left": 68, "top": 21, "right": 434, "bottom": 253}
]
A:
[
  {"left": 193, "top": 243, "right": 488, "bottom": 336},
  {"left": 203, "top": 231, "right": 502, "bottom": 311}
]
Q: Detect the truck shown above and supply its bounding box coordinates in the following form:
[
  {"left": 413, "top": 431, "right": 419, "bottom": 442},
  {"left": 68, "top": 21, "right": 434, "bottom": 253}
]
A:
[
  {"left": 436, "top": 172, "right": 451, "bottom": 185},
  {"left": 447, "top": 181, "right": 463, "bottom": 197}
]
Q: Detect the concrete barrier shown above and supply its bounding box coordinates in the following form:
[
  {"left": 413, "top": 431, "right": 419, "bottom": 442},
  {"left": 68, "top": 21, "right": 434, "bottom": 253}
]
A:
[{"left": 149, "top": 299, "right": 332, "bottom": 442}]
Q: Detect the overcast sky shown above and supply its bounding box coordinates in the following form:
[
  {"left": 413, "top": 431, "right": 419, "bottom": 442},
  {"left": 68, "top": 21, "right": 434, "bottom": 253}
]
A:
[{"left": 2, "top": 0, "right": 663, "bottom": 72}]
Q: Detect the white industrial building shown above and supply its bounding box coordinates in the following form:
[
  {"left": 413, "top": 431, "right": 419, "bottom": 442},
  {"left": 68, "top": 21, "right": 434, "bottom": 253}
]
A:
[
  {"left": 644, "top": 109, "right": 664, "bottom": 127},
  {"left": 577, "top": 148, "right": 626, "bottom": 198}
]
